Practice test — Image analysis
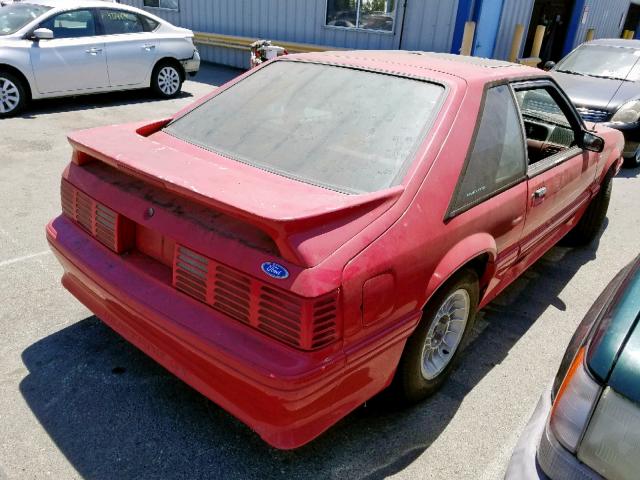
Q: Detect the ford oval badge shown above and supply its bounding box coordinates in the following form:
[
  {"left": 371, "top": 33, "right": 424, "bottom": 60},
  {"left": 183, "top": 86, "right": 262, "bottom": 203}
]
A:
[{"left": 261, "top": 262, "right": 289, "bottom": 280}]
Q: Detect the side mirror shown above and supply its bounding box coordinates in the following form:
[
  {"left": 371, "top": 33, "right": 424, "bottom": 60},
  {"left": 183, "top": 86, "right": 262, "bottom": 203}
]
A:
[
  {"left": 582, "top": 131, "right": 605, "bottom": 153},
  {"left": 543, "top": 61, "right": 556, "bottom": 71},
  {"left": 32, "top": 28, "right": 53, "bottom": 41}
]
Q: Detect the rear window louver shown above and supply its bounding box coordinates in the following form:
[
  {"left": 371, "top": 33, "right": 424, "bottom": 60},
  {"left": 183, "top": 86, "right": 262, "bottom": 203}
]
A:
[{"left": 173, "top": 245, "right": 339, "bottom": 350}]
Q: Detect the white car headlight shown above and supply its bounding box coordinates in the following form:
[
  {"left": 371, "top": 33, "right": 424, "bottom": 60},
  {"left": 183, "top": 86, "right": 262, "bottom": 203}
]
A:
[
  {"left": 549, "top": 347, "right": 602, "bottom": 452},
  {"left": 577, "top": 387, "right": 640, "bottom": 480},
  {"left": 611, "top": 100, "right": 640, "bottom": 124}
]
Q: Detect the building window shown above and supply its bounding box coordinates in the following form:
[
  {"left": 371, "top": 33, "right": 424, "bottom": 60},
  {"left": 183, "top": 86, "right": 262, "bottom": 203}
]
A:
[
  {"left": 326, "top": 0, "right": 396, "bottom": 32},
  {"left": 143, "top": 0, "right": 179, "bottom": 11}
]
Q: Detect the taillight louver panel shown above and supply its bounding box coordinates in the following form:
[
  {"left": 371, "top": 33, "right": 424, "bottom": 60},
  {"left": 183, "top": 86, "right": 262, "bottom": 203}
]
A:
[
  {"left": 311, "top": 298, "right": 338, "bottom": 349},
  {"left": 174, "top": 245, "right": 208, "bottom": 302},
  {"left": 172, "top": 245, "right": 340, "bottom": 350},
  {"left": 257, "top": 286, "right": 303, "bottom": 347},
  {"left": 60, "top": 180, "right": 125, "bottom": 252},
  {"left": 212, "top": 265, "right": 251, "bottom": 324}
]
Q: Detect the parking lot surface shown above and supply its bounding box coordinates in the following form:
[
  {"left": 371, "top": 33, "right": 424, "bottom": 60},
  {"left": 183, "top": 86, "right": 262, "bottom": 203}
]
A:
[{"left": 1, "top": 63, "right": 639, "bottom": 480}]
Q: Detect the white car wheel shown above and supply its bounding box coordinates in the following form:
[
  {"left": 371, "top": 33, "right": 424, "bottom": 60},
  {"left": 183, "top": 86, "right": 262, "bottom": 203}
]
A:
[
  {"left": 0, "top": 76, "right": 22, "bottom": 116},
  {"left": 155, "top": 65, "right": 181, "bottom": 97}
]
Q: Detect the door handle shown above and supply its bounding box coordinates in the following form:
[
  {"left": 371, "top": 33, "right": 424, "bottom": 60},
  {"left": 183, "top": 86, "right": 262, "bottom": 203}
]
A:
[
  {"left": 533, "top": 187, "right": 547, "bottom": 199},
  {"left": 142, "top": 44, "right": 156, "bottom": 50},
  {"left": 85, "top": 47, "right": 103, "bottom": 55}
]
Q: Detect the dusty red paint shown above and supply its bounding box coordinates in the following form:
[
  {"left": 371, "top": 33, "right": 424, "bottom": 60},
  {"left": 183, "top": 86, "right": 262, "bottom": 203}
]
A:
[{"left": 46, "top": 51, "right": 624, "bottom": 449}]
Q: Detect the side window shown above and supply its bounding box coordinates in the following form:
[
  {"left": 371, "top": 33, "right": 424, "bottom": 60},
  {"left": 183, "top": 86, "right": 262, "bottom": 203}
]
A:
[
  {"left": 99, "top": 10, "right": 144, "bottom": 35},
  {"left": 40, "top": 9, "right": 96, "bottom": 38},
  {"left": 450, "top": 84, "right": 526, "bottom": 214},
  {"left": 139, "top": 15, "right": 159, "bottom": 32},
  {"left": 143, "top": 0, "right": 179, "bottom": 11},
  {"left": 514, "top": 87, "right": 577, "bottom": 166}
]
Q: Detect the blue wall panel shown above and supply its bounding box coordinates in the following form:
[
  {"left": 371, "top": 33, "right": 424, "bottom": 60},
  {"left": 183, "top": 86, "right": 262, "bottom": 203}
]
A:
[
  {"left": 567, "top": 0, "right": 631, "bottom": 51},
  {"left": 493, "top": 0, "right": 535, "bottom": 60}
]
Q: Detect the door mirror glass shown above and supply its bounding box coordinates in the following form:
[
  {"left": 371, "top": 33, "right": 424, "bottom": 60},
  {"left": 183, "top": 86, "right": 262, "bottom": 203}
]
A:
[
  {"left": 543, "top": 61, "right": 556, "bottom": 71},
  {"left": 582, "top": 131, "right": 605, "bottom": 153},
  {"left": 32, "top": 27, "right": 53, "bottom": 40}
]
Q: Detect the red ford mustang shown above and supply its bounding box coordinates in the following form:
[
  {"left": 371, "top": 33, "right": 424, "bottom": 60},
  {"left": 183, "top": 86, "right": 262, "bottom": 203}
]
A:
[{"left": 46, "top": 51, "right": 624, "bottom": 449}]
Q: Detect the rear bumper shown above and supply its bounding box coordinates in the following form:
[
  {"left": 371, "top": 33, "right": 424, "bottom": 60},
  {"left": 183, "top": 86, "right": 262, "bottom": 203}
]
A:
[
  {"left": 181, "top": 50, "right": 200, "bottom": 76},
  {"left": 46, "top": 215, "right": 414, "bottom": 449}
]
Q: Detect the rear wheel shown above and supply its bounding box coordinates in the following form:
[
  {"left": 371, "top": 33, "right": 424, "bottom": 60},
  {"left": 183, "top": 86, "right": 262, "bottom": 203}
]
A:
[
  {"left": 0, "top": 72, "right": 26, "bottom": 118},
  {"left": 623, "top": 148, "right": 640, "bottom": 168},
  {"left": 151, "top": 61, "right": 183, "bottom": 99},
  {"left": 563, "top": 171, "right": 612, "bottom": 246},
  {"left": 394, "top": 270, "right": 479, "bottom": 404}
]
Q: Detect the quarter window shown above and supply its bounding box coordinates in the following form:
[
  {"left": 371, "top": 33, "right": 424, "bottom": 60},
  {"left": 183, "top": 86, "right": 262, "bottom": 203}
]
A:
[
  {"left": 326, "top": 0, "right": 396, "bottom": 32},
  {"left": 450, "top": 85, "right": 526, "bottom": 214},
  {"left": 514, "top": 87, "right": 576, "bottom": 167},
  {"left": 40, "top": 9, "right": 96, "bottom": 38},
  {"left": 143, "top": 0, "right": 179, "bottom": 11}
]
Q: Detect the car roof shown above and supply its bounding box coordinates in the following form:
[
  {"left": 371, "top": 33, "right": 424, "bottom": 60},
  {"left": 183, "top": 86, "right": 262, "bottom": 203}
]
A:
[
  {"left": 24, "top": 0, "right": 143, "bottom": 12},
  {"left": 285, "top": 50, "right": 544, "bottom": 84},
  {"left": 584, "top": 38, "right": 640, "bottom": 49}
]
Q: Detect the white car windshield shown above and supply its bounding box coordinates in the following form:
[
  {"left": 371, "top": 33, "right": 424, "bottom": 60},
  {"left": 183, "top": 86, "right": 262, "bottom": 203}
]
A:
[
  {"left": 0, "top": 3, "right": 51, "bottom": 36},
  {"left": 166, "top": 62, "right": 445, "bottom": 194}
]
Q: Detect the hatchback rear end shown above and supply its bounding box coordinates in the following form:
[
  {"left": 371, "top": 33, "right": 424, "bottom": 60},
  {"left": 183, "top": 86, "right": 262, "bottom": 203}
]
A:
[{"left": 46, "top": 56, "right": 451, "bottom": 448}]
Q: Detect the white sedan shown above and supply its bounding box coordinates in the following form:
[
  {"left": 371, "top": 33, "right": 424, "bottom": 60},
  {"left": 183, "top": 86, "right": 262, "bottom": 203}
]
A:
[{"left": 0, "top": 0, "right": 200, "bottom": 117}]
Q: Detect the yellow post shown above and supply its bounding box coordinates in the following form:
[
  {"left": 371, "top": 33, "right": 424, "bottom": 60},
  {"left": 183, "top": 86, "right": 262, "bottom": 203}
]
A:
[
  {"left": 460, "top": 21, "right": 475, "bottom": 56},
  {"left": 509, "top": 24, "right": 525, "bottom": 62},
  {"left": 586, "top": 28, "right": 595, "bottom": 41},
  {"left": 530, "top": 25, "right": 546, "bottom": 58},
  {"left": 624, "top": 30, "right": 635, "bottom": 39}
]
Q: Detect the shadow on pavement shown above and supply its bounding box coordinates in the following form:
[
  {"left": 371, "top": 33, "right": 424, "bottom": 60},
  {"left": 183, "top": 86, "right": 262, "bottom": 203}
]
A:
[
  {"left": 20, "top": 230, "right": 605, "bottom": 480},
  {"left": 14, "top": 63, "right": 243, "bottom": 119}
]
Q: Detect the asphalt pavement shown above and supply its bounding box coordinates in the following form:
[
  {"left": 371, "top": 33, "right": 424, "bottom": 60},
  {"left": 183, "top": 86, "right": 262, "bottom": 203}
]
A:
[{"left": 1, "top": 62, "right": 639, "bottom": 480}]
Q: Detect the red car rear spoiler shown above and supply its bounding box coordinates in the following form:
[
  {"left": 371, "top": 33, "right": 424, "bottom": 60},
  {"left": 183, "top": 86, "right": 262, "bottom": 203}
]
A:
[{"left": 67, "top": 120, "right": 404, "bottom": 267}]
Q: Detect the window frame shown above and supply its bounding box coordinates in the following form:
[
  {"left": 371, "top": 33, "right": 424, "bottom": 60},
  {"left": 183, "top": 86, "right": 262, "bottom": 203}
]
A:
[
  {"left": 35, "top": 8, "right": 101, "bottom": 39},
  {"left": 446, "top": 80, "right": 529, "bottom": 220},
  {"left": 324, "top": 0, "right": 397, "bottom": 34},
  {"left": 142, "top": 0, "right": 179, "bottom": 12},
  {"left": 511, "top": 78, "right": 588, "bottom": 179},
  {"left": 97, "top": 8, "right": 158, "bottom": 36}
]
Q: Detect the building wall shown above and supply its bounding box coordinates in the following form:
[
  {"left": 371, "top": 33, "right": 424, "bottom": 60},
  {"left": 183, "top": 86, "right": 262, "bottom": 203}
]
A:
[
  {"left": 493, "top": 0, "right": 535, "bottom": 60},
  {"left": 568, "top": 0, "right": 630, "bottom": 50},
  {"left": 121, "top": 0, "right": 459, "bottom": 68},
  {"left": 121, "top": 0, "right": 632, "bottom": 68}
]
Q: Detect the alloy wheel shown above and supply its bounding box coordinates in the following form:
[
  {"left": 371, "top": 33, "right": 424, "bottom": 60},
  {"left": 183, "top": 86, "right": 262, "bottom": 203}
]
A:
[
  {"left": 157, "top": 66, "right": 180, "bottom": 96},
  {"left": 0, "top": 77, "right": 20, "bottom": 114},
  {"left": 420, "top": 288, "right": 470, "bottom": 380}
]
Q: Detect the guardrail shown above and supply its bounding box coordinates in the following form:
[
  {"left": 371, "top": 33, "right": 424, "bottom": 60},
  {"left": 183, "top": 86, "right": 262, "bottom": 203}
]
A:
[{"left": 193, "top": 32, "right": 346, "bottom": 54}]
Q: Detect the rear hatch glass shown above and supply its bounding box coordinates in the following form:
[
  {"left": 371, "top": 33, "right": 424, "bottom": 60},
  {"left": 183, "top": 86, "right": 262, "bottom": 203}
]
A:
[{"left": 165, "top": 61, "right": 445, "bottom": 194}]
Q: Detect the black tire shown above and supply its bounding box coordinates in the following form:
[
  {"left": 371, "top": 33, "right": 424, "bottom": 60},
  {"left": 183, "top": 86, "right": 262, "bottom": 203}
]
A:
[
  {"left": 394, "top": 269, "right": 479, "bottom": 404},
  {"left": 0, "top": 71, "right": 27, "bottom": 118},
  {"left": 563, "top": 172, "right": 613, "bottom": 247},
  {"left": 623, "top": 149, "right": 640, "bottom": 168},
  {"left": 151, "top": 61, "right": 183, "bottom": 99}
]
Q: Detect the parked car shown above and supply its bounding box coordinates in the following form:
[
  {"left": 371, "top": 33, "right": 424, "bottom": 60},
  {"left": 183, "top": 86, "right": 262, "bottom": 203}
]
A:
[
  {"left": 46, "top": 51, "right": 624, "bottom": 449},
  {"left": 547, "top": 39, "right": 640, "bottom": 167},
  {"left": 506, "top": 254, "right": 640, "bottom": 480},
  {"left": 0, "top": 0, "right": 199, "bottom": 117}
]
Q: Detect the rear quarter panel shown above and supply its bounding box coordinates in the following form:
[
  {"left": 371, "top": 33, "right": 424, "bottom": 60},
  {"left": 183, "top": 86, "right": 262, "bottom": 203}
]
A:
[{"left": 340, "top": 76, "right": 528, "bottom": 349}]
